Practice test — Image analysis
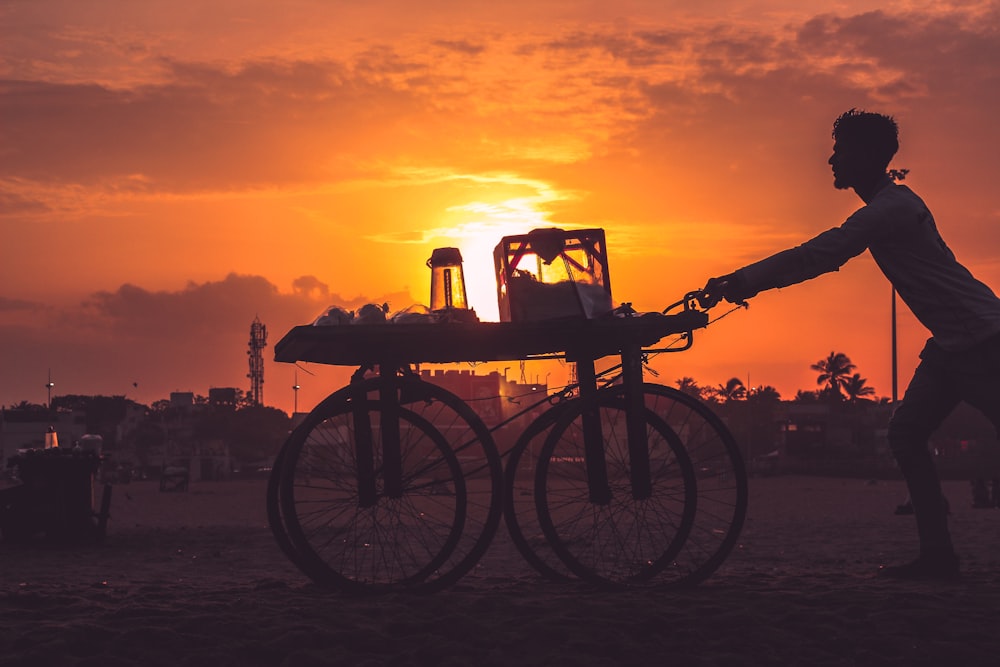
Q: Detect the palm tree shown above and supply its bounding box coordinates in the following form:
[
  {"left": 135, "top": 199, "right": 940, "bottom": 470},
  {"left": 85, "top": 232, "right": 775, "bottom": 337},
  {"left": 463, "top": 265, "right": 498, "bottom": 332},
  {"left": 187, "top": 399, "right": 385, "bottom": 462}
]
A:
[
  {"left": 714, "top": 377, "right": 746, "bottom": 402},
  {"left": 842, "top": 373, "right": 876, "bottom": 403},
  {"left": 810, "top": 351, "right": 856, "bottom": 399},
  {"left": 748, "top": 385, "right": 782, "bottom": 403},
  {"left": 675, "top": 376, "right": 705, "bottom": 400}
]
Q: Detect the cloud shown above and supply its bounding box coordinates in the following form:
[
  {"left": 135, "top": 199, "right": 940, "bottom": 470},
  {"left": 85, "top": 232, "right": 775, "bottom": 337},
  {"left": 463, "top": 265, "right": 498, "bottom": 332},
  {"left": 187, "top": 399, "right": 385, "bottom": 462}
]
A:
[
  {"left": 0, "top": 59, "right": 429, "bottom": 194},
  {"left": 0, "top": 296, "right": 44, "bottom": 312},
  {"left": 431, "top": 39, "right": 487, "bottom": 56},
  {"left": 0, "top": 182, "right": 52, "bottom": 217},
  {"left": 0, "top": 273, "right": 418, "bottom": 408},
  {"left": 3, "top": 5, "right": 996, "bottom": 218},
  {"left": 2, "top": 3, "right": 998, "bottom": 410},
  {"left": 291, "top": 275, "right": 330, "bottom": 300}
]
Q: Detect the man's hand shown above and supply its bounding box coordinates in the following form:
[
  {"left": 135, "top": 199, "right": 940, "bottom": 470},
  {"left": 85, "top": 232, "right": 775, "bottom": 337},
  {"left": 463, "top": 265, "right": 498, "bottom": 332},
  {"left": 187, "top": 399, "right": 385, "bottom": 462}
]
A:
[
  {"left": 698, "top": 275, "right": 732, "bottom": 308},
  {"left": 698, "top": 272, "right": 752, "bottom": 309}
]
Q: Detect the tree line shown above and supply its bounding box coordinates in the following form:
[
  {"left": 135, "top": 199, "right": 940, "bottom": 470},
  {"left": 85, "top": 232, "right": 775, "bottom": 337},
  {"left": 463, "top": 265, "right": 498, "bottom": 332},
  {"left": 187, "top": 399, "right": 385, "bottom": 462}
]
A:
[
  {"left": 2, "top": 350, "right": 878, "bottom": 471},
  {"left": 4, "top": 392, "right": 291, "bottom": 472},
  {"left": 673, "top": 351, "right": 878, "bottom": 404}
]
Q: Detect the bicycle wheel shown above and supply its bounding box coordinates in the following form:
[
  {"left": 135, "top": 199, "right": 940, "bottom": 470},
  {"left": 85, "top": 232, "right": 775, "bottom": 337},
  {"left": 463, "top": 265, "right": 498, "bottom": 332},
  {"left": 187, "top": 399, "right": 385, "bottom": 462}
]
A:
[
  {"left": 279, "top": 375, "right": 503, "bottom": 593},
  {"left": 503, "top": 402, "right": 576, "bottom": 581},
  {"left": 535, "top": 392, "right": 698, "bottom": 586},
  {"left": 638, "top": 384, "right": 747, "bottom": 587},
  {"left": 266, "top": 442, "right": 297, "bottom": 564},
  {"left": 268, "top": 383, "right": 356, "bottom": 577}
]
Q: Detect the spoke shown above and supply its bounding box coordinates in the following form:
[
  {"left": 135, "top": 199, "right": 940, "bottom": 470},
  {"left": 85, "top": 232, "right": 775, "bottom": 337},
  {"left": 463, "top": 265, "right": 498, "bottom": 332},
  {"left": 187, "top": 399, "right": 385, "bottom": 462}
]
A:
[{"left": 277, "top": 376, "right": 501, "bottom": 592}]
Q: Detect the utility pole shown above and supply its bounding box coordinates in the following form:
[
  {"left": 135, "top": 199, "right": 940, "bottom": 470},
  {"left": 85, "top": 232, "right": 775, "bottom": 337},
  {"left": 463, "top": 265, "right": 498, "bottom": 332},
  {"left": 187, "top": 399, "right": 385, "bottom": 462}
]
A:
[
  {"left": 891, "top": 288, "right": 898, "bottom": 403},
  {"left": 247, "top": 316, "right": 268, "bottom": 407},
  {"left": 292, "top": 370, "right": 301, "bottom": 414},
  {"left": 46, "top": 369, "right": 54, "bottom": 408}
]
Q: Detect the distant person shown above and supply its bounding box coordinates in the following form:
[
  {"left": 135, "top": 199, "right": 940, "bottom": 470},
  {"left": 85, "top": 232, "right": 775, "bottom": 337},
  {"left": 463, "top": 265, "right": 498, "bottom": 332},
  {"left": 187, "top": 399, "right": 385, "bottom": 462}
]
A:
[{"left": 699, "top": 109, "right": 1000, "bottom": 580}]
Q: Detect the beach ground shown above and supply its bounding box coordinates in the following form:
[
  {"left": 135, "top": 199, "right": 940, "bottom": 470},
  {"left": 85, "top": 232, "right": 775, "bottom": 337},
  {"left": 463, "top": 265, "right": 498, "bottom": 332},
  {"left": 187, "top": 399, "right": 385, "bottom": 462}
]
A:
[{"left": 2, "top": 475, "right": 999, "bottom": 666}]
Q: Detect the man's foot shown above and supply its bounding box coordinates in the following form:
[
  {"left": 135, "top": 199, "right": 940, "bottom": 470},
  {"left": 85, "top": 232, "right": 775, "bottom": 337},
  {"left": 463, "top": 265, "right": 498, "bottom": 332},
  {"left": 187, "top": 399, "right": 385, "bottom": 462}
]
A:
[{"left": 878, "top": 553, "right": 960, "bottom": 581}]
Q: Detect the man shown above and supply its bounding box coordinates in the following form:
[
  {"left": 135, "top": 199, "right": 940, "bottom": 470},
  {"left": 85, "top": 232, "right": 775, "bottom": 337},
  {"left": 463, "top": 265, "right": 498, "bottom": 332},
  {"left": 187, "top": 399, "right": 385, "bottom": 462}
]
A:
[{"left": 700, "top": 109, "right": 1000, "bottom": 580}]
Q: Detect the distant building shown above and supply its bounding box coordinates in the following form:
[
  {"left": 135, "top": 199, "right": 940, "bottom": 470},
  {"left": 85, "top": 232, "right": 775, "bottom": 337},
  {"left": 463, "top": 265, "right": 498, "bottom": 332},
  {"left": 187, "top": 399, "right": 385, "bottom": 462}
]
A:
[
  {"left": 0, "top": 407, "right": 86, "bottom": 469},
  {"left": 170, "top": 392, "right": 195, "bottom": 409},
  {"left": 208, "top": 387, "right": 238, "bottom": 406},
  {"left": 419, "top": 368, "right": 549, "bottom": 452}
]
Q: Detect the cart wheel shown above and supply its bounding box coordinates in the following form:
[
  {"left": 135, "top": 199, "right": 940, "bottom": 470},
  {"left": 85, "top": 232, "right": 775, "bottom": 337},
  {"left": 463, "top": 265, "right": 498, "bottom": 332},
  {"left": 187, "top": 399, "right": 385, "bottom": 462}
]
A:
[
  {"left": 279, "top": 376, "right": 502, "bottom": 593},
  {"left": 537, "top": 384, "right": 747, "bottom": 588},
  {"left": 283, "top": 405, "right": 467, "bottom": 592},
  {"left": 503, "top": 402, "right": 576, "bottom": 582},
  {"left": 535, "top": 393, "right": 698, "bottom": 586},
  {"left": 266, "top": 440, "right": 305, "bottom": 570},
  {"left": 268, "top": 383, "right": 359, "bottom": 573},
  {"left": 637, "top": 384, "right": 747, "bottom": 587}
]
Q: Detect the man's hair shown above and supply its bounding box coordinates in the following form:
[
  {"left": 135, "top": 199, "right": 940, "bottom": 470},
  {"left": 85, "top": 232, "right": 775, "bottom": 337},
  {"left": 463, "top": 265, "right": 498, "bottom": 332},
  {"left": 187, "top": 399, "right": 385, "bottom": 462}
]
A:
[{"left": 832, "top": 108, "right": 899, "bottom": 167}]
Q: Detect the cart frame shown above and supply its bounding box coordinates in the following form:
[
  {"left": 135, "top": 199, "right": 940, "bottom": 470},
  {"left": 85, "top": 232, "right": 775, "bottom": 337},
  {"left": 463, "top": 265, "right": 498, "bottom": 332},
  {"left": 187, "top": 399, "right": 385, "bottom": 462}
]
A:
[{"left": 267, "top": 295, "right": 748, "bottom": 593}]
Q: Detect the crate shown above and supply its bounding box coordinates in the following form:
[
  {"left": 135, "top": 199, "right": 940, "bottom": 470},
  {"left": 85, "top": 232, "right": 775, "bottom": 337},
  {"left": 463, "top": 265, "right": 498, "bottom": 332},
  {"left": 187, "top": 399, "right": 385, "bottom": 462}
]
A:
[{"left": 493, "top": 228, "right": 613, "bottom": 322}]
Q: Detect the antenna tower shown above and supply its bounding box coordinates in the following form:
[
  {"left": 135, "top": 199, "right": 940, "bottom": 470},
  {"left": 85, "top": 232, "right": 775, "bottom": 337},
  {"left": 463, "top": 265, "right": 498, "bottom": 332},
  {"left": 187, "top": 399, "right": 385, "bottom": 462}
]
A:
[{"left": 247, "top": 316, "right": 268, "bottom": 406}]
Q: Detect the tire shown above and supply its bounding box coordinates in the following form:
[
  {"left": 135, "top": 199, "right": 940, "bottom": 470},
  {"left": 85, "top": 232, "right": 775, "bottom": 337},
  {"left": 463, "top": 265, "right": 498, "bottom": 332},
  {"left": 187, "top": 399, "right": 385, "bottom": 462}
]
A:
[
  {"left": 278, "top": 375, "right": 502, "bottom": 593},
  {"left": 266, "top": 439, "right": 304, "bottom": 571},
  {"left": 268, "top": 383, "right": 358, "bottom": 576},
  {"left": 635, "top": 384, "right": 747, "bottom": 588},
  {"left": 535, "top": 383, "right": 747, "bottom": 588},
  {"left": 534, "top": 391, "right": 698, "bottom": 586},
  {"left": 503, "top": 402, "right": 576, "bottom": 581}
]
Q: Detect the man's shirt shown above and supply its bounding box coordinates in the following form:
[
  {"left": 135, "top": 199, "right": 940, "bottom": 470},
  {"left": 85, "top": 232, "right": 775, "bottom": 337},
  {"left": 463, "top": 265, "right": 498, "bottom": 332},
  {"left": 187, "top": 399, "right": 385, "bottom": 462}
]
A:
[{"left": 739, "top": 180, "right": 1000, "bottom": 350}]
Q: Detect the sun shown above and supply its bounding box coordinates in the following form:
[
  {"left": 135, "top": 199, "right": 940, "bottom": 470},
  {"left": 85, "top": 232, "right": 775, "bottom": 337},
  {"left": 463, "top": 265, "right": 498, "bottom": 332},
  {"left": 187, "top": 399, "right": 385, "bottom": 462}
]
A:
[
  {"left": 441, "top": 204, "right": 551, "bottom": 322},
  {"left": 413, "top": 171, "right": 575, "bottom": 321}
]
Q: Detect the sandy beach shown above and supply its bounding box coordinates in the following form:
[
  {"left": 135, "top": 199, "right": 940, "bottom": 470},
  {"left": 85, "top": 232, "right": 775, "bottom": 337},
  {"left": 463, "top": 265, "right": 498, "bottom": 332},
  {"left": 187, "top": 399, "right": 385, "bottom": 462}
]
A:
[{"left": 3, "top": 475, "right": 1000, "bottom": 666}]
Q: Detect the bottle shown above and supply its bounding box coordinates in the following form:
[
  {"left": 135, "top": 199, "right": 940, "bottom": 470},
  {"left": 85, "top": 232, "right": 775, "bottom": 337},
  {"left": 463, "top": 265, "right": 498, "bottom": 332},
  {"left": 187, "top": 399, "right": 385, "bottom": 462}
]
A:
[{"left": 427, "top": 247, "right": 469, "bottom": 311}]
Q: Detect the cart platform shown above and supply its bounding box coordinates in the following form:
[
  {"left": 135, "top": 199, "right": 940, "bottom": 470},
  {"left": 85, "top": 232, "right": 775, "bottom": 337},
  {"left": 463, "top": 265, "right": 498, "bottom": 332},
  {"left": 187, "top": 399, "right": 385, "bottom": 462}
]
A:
[{"left": 274, "top": 310, "right": 708, "bottom": 367}]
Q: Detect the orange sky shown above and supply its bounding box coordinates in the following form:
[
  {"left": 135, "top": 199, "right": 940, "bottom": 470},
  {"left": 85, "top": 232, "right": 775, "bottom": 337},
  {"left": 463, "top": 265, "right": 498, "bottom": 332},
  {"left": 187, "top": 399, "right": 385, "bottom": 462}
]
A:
[{"left": 2, "top": 1, "right": 999, "bottom": 415}]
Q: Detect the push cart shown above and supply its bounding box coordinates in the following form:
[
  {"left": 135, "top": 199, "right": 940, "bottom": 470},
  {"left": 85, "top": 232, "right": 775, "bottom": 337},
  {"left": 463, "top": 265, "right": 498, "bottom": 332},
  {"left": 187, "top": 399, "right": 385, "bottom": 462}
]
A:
[
  {"left": 266, "top": 292, "right": 748, "bottom": 594},
  {"left": 1, "top": 448, "right": 112, "bottom": 543}
]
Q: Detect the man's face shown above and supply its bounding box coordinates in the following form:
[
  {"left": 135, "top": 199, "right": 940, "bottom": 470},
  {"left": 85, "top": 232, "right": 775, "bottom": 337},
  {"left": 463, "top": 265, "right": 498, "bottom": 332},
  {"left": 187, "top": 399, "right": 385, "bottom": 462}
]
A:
[
  {"left": 828, "top": 138, "right": 882, "bottom": 190},
  {"left": 828, "top": 140, "right": 860, "bottom": 190}
]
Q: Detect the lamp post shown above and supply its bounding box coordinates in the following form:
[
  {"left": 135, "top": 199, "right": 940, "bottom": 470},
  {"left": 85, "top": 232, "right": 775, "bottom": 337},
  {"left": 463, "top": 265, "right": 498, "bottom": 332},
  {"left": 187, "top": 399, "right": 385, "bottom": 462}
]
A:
[
  {"left": 45, "top": 369, "right": 54, "bottom": 408},
  {"left": 292, "top": 371, "right": 301, "bottom": 415},
  {"left": 887, "top": 167, "right": 907, "bottom": 404},
  {"left": 891, "top": 288, "right": 898, "bottom": 403}
]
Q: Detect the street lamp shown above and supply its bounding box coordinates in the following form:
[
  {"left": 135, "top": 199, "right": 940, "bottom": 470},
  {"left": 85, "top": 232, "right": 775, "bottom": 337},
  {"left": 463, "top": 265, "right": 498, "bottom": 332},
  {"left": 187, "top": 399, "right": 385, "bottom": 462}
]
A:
[
  {"left": 891, "top": 287, "right": 899, "bottom": 403},
  {"left": 887, "top": 167, "right": 908, "bottom": 404},
  {"left": 292, "top": 371, "right": 301, "bottom": 414},
  {"left": 45, "top": 369, "right": 54, "bottom": 407}
]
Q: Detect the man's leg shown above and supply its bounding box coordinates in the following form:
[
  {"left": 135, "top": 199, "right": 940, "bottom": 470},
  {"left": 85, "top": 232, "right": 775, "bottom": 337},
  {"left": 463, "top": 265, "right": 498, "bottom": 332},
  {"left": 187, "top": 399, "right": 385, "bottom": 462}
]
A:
[
  {"left": 957, "top": 336, "right": 1000, "bottom": 498},
  {"left": 883, "top": 358, "right": 960, "bottom": 577}
]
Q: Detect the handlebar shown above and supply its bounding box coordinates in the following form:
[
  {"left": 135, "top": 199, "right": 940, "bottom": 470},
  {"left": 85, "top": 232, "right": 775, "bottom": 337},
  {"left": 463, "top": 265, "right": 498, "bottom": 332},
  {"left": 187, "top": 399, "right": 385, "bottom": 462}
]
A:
[
  {"left": 662, "top": 290, "right": 712, "bottom": 316},
  {"left": 647, "top": 288, "right": 748, "bottom": 355},
  {"left": 664, "top": 287, "right": 748, "bottom": 314}
]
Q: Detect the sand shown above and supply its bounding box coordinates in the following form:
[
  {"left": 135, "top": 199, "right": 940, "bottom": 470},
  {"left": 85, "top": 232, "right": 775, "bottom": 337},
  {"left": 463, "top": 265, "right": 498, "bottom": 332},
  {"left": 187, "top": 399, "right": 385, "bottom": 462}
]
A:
[{"left": 2, "top": 475, "right": 1000, "bottom": 667}]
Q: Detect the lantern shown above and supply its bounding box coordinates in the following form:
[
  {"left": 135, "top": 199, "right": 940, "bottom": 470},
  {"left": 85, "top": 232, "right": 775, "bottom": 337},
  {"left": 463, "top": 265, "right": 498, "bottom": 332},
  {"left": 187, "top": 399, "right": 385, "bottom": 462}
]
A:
[{"left": 427, "top": 247, "right": 477, "bottom": 321}]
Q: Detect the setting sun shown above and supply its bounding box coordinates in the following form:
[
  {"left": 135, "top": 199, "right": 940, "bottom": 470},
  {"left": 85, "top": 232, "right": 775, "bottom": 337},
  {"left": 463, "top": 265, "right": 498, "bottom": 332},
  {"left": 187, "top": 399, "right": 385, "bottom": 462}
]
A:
[{"left": 416, "top": 175, "right": 568, "bottom": 322}]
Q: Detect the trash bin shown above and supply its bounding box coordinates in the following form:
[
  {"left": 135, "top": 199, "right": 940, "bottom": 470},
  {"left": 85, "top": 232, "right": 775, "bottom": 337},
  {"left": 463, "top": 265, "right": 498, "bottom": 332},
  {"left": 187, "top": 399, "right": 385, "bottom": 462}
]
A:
[{"left": 1, "top": 448, "right": 111, "bottom": 543}]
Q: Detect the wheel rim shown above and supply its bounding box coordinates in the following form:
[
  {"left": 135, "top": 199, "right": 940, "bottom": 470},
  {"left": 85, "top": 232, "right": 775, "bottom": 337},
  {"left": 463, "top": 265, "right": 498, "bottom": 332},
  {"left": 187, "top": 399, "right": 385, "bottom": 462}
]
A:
[
  {"left": 535, "top": 383, "right": 747, "bottom": 588},
  {"left": 503, "top": 404, "right": 576, "bottom": 581},
  {"left": 634, "top": 384, "right": 748, "bottom": 588},
  {"left": 535, "top": 395, "right": 698, "bottom": 585},
  {"left": 276, "top": 376, "right": 502, "bottom": 593}
]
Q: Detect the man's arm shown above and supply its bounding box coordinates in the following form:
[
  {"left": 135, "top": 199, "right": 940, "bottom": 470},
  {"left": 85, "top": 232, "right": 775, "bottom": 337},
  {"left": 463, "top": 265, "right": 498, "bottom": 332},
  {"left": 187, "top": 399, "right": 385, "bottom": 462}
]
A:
[{"left": 701, "top": 205, "right": 888, "bottom": 307}]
